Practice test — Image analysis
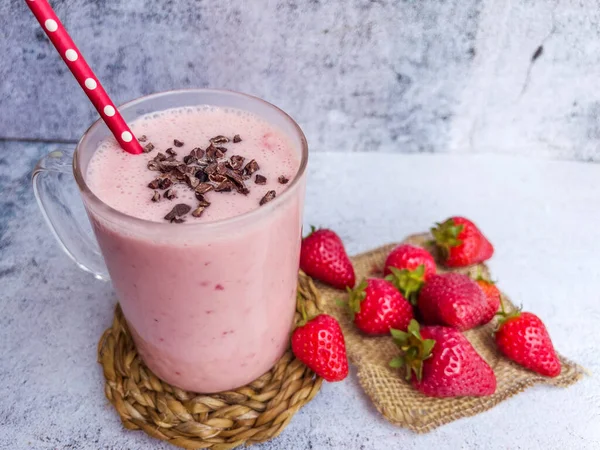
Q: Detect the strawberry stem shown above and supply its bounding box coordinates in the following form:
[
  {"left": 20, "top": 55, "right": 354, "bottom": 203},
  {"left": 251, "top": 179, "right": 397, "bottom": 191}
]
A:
[
  {"left": 476, "top": 265, "right": 483, "bottom": 281},
  {"left": 347, "top": 280, "right": 368, "bottom": 320},
  {"left": 494, "top": 300, "right": 521, "bottom": 331},
  {"left": 474, "top": 267, "right": 497, "bottom": 284},
  {"left": 431, "top": 219, "right": 464, "bottom": 257},
  {"left": 390, "top": 319, "right": 435, "bottom": 382},
  {"left": 303, "top": 225, "right": 317, "bottom": 239},
  {"left": 385, "top": 265, "right": 426, "bottom": 305}
]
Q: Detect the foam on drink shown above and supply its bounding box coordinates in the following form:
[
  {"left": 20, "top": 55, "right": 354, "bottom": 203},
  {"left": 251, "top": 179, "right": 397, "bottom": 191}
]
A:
[{"left": 87, "top": 105, "right": 300, "bottom": 223}]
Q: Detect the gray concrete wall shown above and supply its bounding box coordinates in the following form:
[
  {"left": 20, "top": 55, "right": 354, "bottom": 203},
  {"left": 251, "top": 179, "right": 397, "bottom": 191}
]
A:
[{"left": 1, "top": 0, "right": 598, "bottom": 161}]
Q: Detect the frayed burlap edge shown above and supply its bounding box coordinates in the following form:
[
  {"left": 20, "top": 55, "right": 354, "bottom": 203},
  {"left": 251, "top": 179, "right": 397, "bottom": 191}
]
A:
[
  {"left": 316, "top": 233, "right": 586, "bottom": 433},
  {"left": 97, "top": 273, "right": 323, "bottom": 450}
]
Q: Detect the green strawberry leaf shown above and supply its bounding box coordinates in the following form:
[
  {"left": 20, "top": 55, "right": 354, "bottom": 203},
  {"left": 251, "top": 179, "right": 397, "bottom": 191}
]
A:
[
  {"left": 422, "top": 339, "right": 436, "bottom": 359},
  {"left": 347, "top": 279, "right": 368, "bottom": 319},
  {"left": 390, "top": 328, "right": 409, "bottom": 341},
  {"left": 431, "top": 219, "right": 464, "bottom": 257},
  {"left": 303, "top": 225, "right": 317, "bottom": 239},
  {"left": 386, "top": 266, "right": 426, "bottom": 305},
  {"left": 390, "top": 320, "right": 436, "bottom": 382},
  {"left": 389, "top": 356, "right": 404, "bottom": 368},
  {"left": 407, "top": 319, "right": 422, "bottom": 339}
]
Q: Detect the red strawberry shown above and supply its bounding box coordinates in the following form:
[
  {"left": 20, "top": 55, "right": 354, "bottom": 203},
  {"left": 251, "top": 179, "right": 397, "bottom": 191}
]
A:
[
  {"left": 390, "top": 320, "right": 496, "bottom": 397},
  {"left": 348, "top": 278, "right": 414, "bottom": 335},
  {"left": 383, "top": 244, "right": 436, "bottom": 304},
  {"left": 300, "top": 227, "right": 356, "bottom": 290},
  {"left": 495, "top": 310, "right": 561, "bottom": 377},
  {"left": 383, "top": 244, "right": 436, "bottom": 278},
  {"left": 431, "top": 217, "right": 494, "bottom": 267},
  {"left": 291, "top": 314, "right": 349, "bottom": 382},
  {"left": 474, "top": 277, "right": 501, "bottom": 325},
  {"left": 476, "top": 233, "right": 494, "bottom": 262},
  {"left": 418, "top": 273, "right": 486, "bottom": 330}
]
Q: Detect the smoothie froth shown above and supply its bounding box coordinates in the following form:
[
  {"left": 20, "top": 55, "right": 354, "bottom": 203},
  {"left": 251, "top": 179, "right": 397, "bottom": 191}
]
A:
[{"left": 87, "top": 105, "right": 299, "bottom": 223}]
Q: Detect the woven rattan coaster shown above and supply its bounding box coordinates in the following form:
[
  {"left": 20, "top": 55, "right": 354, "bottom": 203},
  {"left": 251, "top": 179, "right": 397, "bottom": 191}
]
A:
[
  {"left": 98, "top": 273, "right": 323, "bottom": 450},
  {"left": 317, "top": 233, "right": 586, "bottom": 433}
]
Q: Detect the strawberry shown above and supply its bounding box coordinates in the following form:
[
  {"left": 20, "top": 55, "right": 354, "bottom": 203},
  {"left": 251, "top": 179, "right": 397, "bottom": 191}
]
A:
[
  {"left": 390, "top": 320, "right": 496, "bottom": 397},
  {"left": 418, "top": 273, "right": 486, "bottom": 330},
  {"left": 291, "top": 314, "right": 349, "bottom": 382},
  {"left": 383, "top": 244, "right": 437, "bottom": 278},
  {"left": 476, "top": 233, "right": 494, "bottom": 263},
  {"left": 383, "top": 244, "right": 436, "bottom": 304},
  {"left": 300, "top": 227, "right": 356, "bottom": 290},
  {"left": 495, "top": 310, "right": 561, "bottom": 377},
  {"left": 431, "top": 217, "right": 494, "bottom": 267},
  {"left": 347, "top": 278, "right": 414, "bottom": 335},
  {"left": 474, "top": 276, "right": 501, "bottom": 325}
]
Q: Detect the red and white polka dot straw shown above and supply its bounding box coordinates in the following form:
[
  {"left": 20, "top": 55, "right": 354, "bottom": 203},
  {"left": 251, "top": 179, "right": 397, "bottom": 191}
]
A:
[{"left": 25, "top": 0, "right": 143, "bottom": 155}]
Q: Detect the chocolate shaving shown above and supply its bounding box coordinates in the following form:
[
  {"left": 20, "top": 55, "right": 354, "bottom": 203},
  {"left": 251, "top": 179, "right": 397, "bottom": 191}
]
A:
[
  {"left": 226, "top": 169, "right": 245, "bottom": 187},
  {"left": 164, "top": 189, "right": 177, "bottom": 200},
  {"left": 214, "top": 180, "right": 234, "bottom": 192},
  {"left": 164, "top": 203, "right": 191, "bottom": 221},
  {"left": 151, "top": 191, "right": 161, "bottom": 202},
  {"left": 205, "top": 144, "right": 217, "bottom": 160},
  {"left": 171, "top": 218, "right": 185, "bottom": 224},
  {"left": 148, "top": 178, "right": 161, "bottom": 189},
  {"left": 143, "top": 143, "right": 155, "bottom": 153},
  {"left": 259, "top": 190, "right": 276, "bottom": 206},
  {"left": 216, "top": 162, "right": 228, "bottom": 175},
  {"left": 195, "top": 193, "right": 211, "bottom": 207},
  {"left": 255, "top": 174, "right": 267, "bottom": 185},
  {"left": 147, "top": 160, "right": 161, "bottom": 171},
  {"left": 183, "top": 154, "right": 198, "bottom": 165},
  {"left": 278, "top": 175, "right": 289, "bottom": 184},
  {"left": 161, "top": 160, "right": 180, "bottom": 169},
  {"left": 210, "top": 135, "right": 229, "bottom": 145},
  {"left": 185, "top": 174, "right": 200, "bottom": 189},
  {"left": 173, "top": 139, "right": 184, "bottom": 147},
  {"left": 233, "top": 134, "right": 242, "bottom": 143},
  {"left": 138, "top": 135, "right": 148, "bottom": 143},
  {"left": 226, "top": 169, "right": 249, "bottom": 195},
  {"left": 192, "top": 206, "right": 205, "bottom": 217},
  {"left": 229, "top": 155, "right": 245, "bottom": 171},
  {"left": 214, "top": 147, "right": 226, "bottom": 159},
  {"left": 205, "top": 162, "right": 218, "bottom": 175},
  {"left": 154, "top": 152, "right": 167, "bottom": 162},
  {"left": 195, "top": 183, "right": 214, "bottom": 194},
  {"left": 244, "top": 159, "right": 259, "bottom": 176},
  {"left": 166, "top": 148, "right": 177, "bottom": 157},
  {"left": 209, "top": 173, "right": 227, "bottom": 183},
  {"left": 195, "top": 170, "right": 208, "bottom": 183},
  {"left": 159, "top": 178, "right": 172, "bottom": 190},
  {"left": 192, "top": 147, "right": 205, "bottom": 158}
]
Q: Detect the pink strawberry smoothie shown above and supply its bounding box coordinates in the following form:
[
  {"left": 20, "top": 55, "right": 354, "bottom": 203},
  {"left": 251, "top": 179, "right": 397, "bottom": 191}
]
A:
[{"left": 85, "top": 105, "right": 304, "bottom": 392}]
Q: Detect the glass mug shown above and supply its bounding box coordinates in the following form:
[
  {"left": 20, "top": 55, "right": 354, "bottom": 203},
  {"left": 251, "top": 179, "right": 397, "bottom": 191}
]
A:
[{"left": 33, "top": 89, "right": 308, "bottom": 393}]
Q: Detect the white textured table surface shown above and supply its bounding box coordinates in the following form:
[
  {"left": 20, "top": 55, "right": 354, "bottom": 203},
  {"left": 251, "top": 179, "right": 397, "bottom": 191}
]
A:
[{"left": 1, "top": 147, "right": 599, "bottom": 449}]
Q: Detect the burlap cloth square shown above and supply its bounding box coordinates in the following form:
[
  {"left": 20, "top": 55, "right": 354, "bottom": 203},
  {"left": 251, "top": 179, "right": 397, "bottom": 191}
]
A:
[{"left": 316, "top": 233, "right": 585, "bottom": 433}]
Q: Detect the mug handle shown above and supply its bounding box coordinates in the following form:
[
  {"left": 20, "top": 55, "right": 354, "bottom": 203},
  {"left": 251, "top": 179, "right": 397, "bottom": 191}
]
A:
[{"left": 32, "top": 148, "right": 109, "bottom": 280}]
